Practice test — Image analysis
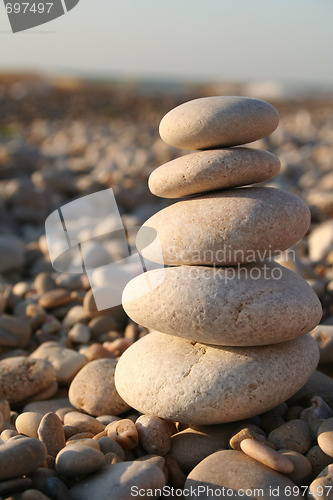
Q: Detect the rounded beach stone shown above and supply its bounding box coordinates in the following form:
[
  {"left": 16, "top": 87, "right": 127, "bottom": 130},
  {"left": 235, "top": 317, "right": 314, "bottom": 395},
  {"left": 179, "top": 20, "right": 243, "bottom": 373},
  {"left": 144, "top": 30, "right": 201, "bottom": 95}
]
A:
[
  {"left": 268, "top": 420, "right": 312, "bottom": 454},
  {"left": 318, "top": 418, "right": 333, "bottom": 457},
  {"left": 15, "top": 412, "right": 43, "bottom": 438},
  {"left": 55, "top": 443, "right": 105, "bottom": 478},
  {"left": 149, "top": 148, "right": 281, "bottom": 198},
  {"left": 69, "top": 461, "right": 166, "bottom": 500},
  {"left": 169, "top": 428, "right": 228, "bottom": 474},
  {"left": 159, "top": 96, "right": 279, "bottom": 150},
  {"left": 68, "top": 358, "right": 130, "bottom": 416},
  {"left": 0, "top": 314, "right": 31, "bottom": 348},
  {"left": 135, "top": 415, "right": 171, "bottom": 456},
  {"left": 279, "top": 450, "right": 312, "bottom": 485},
  {"left": 63, "top": 411, "right": 105, "bottom": 436},
  {"left": 138, "top": 187, "right": 310, "bottom": 266},
  {"left": 0, "top": 436, "right": 46, "bottom": 481},
  {"left": 185, "top": 450, "right": 301, "bottom": 500},
  {"left": 37, "top": 412, "right": 66, "bottom": 457},
  {"left": 115, "top": 332, "right": 319, "bottom": 425},
  {"left": 38, "top": 289, "right": 71, "bottom": 309},
  {"left": 0, "top": 357, "right": 56, "bottom": 404},
  {"left": 123, "top": 263, "right": 322, "bottom": 346}
]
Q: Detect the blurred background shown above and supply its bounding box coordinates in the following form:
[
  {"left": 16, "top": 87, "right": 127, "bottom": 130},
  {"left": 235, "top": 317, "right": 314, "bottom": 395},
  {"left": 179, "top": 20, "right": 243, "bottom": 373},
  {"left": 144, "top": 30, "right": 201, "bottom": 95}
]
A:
[{"left": 0, "top": 0, "right": 333, "bottom": 365}]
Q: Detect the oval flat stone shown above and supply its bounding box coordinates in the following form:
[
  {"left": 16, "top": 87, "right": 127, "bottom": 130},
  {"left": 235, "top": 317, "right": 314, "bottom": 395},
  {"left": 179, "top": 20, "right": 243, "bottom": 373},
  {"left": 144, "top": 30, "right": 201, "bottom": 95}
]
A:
[
  {"left": 185, "top": 450, "right": 301, "bottom": 500},
  {"left": 138, "top": 187, "right": 310, "bottom": 266},
  {"left": 159, "top": 96, "right": 279, "bottom": 150},
  {"left": 122, "top": 263, "right": 322, "bottom": 346},
  {"left": 149, "top": 148, "right": 281, "bottom": 198},
  {"left": 115, "top": 332, "right": 319, "bottom": 425}
]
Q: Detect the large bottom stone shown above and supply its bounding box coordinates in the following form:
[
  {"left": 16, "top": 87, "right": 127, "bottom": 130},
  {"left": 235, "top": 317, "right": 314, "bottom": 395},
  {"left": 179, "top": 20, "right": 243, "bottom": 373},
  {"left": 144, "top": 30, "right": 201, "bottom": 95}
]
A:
[{"left": 115, "top": 332, "right": 319, "bottom": 425}]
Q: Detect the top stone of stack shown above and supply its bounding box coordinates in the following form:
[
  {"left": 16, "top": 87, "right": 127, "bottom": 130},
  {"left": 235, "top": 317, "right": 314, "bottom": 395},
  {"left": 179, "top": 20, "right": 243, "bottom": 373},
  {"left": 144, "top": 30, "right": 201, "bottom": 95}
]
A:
[{"left": 159, "top": 96, "right": 279, "bottom": 150}]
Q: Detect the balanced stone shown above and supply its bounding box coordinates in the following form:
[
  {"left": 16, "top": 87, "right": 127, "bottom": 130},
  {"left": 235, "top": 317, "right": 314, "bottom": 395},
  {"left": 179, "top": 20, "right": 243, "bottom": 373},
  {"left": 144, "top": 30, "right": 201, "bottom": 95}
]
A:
[
  {"left": 122, "top": 262, "right": 322, "bottom": 346},
  {"left": 159, "top": 96, "right": 279, "bottom": 150},
  {"left": 138, "top": 187, "right": 310, "bottom": 266},
  {"left": 149, "top": 148, "right": 281, "bottom": 198},
  {"left": 115, "top": 332, "right": 319, "bottom": 425}
]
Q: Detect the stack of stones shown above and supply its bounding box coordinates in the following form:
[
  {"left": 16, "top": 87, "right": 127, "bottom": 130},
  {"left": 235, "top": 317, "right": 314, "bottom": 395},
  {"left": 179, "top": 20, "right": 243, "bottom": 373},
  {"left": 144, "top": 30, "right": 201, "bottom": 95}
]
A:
[{"left": 115, "top": 96, "right": 322, "bottom": 426}]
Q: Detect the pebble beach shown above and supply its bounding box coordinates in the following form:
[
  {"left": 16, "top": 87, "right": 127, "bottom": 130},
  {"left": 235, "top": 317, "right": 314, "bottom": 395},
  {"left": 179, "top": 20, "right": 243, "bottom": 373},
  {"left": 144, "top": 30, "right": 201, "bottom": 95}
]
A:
[{"left": 1, "top": 74, "right": 333, "bottom": 499}]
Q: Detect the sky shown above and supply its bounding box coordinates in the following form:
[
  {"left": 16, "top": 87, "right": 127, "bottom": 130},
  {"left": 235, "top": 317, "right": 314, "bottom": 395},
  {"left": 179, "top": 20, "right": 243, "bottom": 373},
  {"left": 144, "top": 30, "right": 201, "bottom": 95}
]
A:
[{"left": 1, "top": 0, "right": 333, "bottom": 85}]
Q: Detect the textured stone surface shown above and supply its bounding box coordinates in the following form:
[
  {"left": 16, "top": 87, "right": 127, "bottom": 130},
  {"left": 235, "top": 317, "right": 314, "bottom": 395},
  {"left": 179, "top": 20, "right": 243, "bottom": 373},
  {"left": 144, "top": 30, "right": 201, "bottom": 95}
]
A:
[
  {"left": 149, "top": 148, "right": 280, "bottom": 198},
  {"left": 139, "top": 187, "right": 310, "bottom": 266},
  {"left": 185, "top": 450, "right": 301, "bottom": 499},
  {"left": 68, "top": 359, "right": 129, "bottom": 416},
  {"left": 123, "top": 263, "right": 322, "bottom": 346},
  {"left": 115, "top": 332, "right": 319, "bottom": 425},
  {"left": 0, "top": 357, "right": 56, "bottom": 404},
  {"left": 159, "top": 96, "right": 279, "bottom": 150}
]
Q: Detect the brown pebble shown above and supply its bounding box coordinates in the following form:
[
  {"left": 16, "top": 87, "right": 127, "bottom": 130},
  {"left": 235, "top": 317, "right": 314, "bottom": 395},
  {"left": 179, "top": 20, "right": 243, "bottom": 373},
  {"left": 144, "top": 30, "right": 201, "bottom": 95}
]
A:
[
  {"left": 279, "top": 449, "right": 312, "bottom": 485},
  {"left": 39, "top": 289, "right": 71, "bottom": 309},
  {"left": 268, "top": 419, "right": 312, "bottom": 453},
  {"left": 55, "top": 443, "right": 105, "bottom": 478},
  {"left": 88, "top": 316, "right": 117, "bottom": 338},
  {"left": 136, "top": 415, "right": 171, "bottom": 456},
  {"left": 229, "top": 425, "right": 272, "bottom": 451},
  {"left": 106, "top": 419, "right": 139, "bottom": 450},
  {"left": 103, "top": 338, "right": 132, "bottom": 357},
  {"left": 81, "top": 343, "right": 115, "bottom": 361},
  {"left": 97, "top": 436, "right": 126, "bottom": 459},
  {"left": 240, "top": 438, "right": 294, "bottom": 473},
  {"left": 63, "top": 411, "right": 105, "bottom": 436},
  {"left": 37, "top": 412, "right": 66, "bottom": 457},
  {"left": 34, "top": 273, "right": 57, "bottom": 295}
]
